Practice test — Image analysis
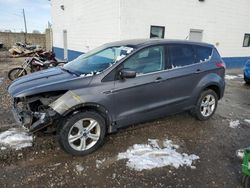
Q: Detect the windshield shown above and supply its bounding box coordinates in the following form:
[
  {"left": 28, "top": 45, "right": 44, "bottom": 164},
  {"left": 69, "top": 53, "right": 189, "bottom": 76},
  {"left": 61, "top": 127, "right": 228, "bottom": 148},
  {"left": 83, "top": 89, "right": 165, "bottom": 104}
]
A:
[{"left": 63, "top": 45, "right": 134, "bottom": 75}]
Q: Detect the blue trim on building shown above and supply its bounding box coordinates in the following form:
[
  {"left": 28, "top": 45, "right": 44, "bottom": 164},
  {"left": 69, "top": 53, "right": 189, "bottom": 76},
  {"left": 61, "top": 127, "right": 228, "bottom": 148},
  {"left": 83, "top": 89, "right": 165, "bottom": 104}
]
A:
[
  {"left": 222, "top": 56, "right": 250, "bottom": 68},
  {"left": 53, "top": 47, "right": 84, "bottom": 61},
  {"left": 53, "top": 46, "right": 250, "bottom": 68}
]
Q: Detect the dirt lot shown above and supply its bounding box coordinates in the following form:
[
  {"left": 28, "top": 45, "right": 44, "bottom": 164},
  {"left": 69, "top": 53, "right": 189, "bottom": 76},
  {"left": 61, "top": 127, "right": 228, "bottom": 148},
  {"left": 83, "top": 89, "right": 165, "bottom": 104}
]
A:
[{"left": 0, "top": 51, "right": 250, "bottom": 188}]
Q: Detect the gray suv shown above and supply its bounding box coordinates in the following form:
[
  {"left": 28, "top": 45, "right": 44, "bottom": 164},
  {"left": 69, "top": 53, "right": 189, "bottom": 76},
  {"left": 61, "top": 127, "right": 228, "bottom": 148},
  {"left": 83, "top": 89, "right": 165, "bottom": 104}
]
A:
[{"left": 8, "top": 39, "right": 225, "bottom": 155}]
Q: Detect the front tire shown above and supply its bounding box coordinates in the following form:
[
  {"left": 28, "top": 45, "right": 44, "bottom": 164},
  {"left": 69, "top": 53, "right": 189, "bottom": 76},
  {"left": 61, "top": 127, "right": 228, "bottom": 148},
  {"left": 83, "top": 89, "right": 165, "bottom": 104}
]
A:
[
  {"left": 57, "top": 111, "right": 106, "bottom": 156},
  {"left": 193, "top": 89, "right": 218, "bottom": 121}
]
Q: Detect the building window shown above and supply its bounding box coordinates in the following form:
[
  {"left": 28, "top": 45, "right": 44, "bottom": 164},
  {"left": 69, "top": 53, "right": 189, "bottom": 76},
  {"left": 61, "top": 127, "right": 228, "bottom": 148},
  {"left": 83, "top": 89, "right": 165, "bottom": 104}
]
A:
[
  {"left": 150, "top": 26, "right": 165, "bottom": 39},
  {"left": 243, "top": 34, "right": 250, "bottom": 47}
]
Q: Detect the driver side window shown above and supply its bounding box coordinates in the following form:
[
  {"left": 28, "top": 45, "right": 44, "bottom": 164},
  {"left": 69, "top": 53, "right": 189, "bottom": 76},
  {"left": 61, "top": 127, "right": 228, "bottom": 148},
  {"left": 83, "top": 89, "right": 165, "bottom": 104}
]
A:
[{"left": 123, "top": 46, "right": 165, "bottom": 75}]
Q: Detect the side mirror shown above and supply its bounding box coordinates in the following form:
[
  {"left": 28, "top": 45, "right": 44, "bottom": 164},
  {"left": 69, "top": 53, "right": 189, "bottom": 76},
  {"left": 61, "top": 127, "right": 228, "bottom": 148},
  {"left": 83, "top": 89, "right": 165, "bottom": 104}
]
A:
[{"left": 120, "top": 69, "right": 136, "bottom": 79}]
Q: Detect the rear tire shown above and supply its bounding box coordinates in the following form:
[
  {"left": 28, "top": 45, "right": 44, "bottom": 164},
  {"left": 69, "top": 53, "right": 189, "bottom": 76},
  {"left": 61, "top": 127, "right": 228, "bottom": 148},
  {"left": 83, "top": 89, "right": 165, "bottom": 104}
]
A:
[
  {"left": 57, "top": 111, "right": 106, "bottom": 156},
  {"left": 193, "top": 89, "right": 218, "bottom": 121},
  {"left": 8, "top": 67, "right": 27, "bottom": 81}
]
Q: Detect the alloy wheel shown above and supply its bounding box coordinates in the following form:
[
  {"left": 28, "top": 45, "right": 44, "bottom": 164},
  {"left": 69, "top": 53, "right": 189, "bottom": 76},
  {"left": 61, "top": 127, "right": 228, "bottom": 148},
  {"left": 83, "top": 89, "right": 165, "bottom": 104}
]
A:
[
  {"left": 68, "top": 118, "right": 101, "bottom": 151},
  {"left": 200, "top": 94, "right": 216, "bottom": 117}
]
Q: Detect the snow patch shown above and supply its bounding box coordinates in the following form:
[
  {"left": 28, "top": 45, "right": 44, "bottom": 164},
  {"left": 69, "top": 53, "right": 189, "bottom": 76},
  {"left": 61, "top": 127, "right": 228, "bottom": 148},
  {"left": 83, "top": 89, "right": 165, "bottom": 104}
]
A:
[
  {"left": 1, "top": 146, "right": 7, "bottom": 150},
  {"left": 238, "top": 74, "right": 244, "bottom": 78},
  {"left": 0, "top": 128, "right": 33, "bottom": 150},
  {"left": 229, "top": 120, "right": 240, "bottom": 128},
  {"left": 198, "top": 56, "right": 211, "bottom": 63},
  {"left": 122, "top": 46, "right": 134, "bottom": 54},
  {"left": 244, "top": 119, "right": 250, "bottom": 124},
  {"left": 116, "top": 54, "right": 126, "bottom": 61},
  {"left": 80, "top": 71, "right": 101, "bottom": 77},
  {"left": 172, "top": 65, "right": 183, "bottom": 69},
  {"left": 225, "top": 75, "right": 240, "bottom": 80},
  {"left": 117, "top": 139, "right": 199, "bottom": 171},
  {"left": 96, "top": 158, "right": 106, "bottom": 169},
  {"left": 75, "top": 164, "right": 84, "bottom": 172}
]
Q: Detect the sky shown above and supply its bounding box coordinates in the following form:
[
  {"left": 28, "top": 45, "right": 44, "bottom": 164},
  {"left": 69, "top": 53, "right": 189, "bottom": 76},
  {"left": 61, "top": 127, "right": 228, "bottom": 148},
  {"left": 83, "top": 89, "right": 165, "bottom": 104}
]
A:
[{"left": 0, "top": 0, "right": 51, "bottom": 33}]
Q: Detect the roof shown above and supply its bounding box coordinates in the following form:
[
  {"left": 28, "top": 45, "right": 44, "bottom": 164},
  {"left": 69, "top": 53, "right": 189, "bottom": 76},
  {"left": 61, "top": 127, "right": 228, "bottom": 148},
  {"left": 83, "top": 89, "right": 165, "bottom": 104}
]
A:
[{"left": 105, "top": 39, "right": 214, "bottom": 48}]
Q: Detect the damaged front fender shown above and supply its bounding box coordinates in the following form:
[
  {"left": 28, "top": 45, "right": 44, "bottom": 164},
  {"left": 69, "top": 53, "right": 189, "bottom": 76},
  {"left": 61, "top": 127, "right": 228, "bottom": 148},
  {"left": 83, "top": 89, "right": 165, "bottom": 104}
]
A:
[
  {"left": 48, "top": 90, "right": 114, "bottom": 132},
  {"left": 49, "top": 90, "right": 84, "bottom": 115}
]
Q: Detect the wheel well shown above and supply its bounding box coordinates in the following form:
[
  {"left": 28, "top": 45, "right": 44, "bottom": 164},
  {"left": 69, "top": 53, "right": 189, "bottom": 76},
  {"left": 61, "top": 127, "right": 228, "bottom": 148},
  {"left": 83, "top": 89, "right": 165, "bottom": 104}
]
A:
[
  {"left": 204, "top": 85, "right": 221, "bottom": 99},
  {"left": 62, "top": 105, "right": 111, "bottom": 131}
]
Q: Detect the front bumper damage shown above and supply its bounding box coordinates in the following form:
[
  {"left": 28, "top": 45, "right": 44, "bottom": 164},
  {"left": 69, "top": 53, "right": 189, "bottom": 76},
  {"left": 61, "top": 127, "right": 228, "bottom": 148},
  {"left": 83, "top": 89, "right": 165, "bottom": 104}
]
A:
[
  {"left": 12, "top": 98, "right": 59, "bottom": 133},
  {"left": 11, "top": 90, "right": 85, "bottom": 133}
]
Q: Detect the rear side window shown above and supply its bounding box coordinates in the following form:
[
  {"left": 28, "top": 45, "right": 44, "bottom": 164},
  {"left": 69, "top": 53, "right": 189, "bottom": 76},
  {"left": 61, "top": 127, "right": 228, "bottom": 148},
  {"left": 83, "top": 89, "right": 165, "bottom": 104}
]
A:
[
  {"left": 168, "top": 45, "right": 195, "bottom": 68},
  {"left": 194, "top": 46, "right": 212, "bottom": 63}
]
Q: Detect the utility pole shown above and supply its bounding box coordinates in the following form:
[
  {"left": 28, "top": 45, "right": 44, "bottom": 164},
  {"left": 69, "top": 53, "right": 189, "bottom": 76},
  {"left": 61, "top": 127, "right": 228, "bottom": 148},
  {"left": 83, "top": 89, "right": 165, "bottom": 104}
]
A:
[{"left": 22, "top": 9, "right": 27, "bottom": 43}]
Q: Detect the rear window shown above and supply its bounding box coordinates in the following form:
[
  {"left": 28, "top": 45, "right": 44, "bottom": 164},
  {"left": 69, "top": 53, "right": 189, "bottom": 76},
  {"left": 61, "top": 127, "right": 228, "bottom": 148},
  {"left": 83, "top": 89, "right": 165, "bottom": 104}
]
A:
[
  {"left": 194, "top": 46, "right": 212, "bottom": 63},
  {"left": 168, "top": 44, "right": 195, "bottom": 68}
]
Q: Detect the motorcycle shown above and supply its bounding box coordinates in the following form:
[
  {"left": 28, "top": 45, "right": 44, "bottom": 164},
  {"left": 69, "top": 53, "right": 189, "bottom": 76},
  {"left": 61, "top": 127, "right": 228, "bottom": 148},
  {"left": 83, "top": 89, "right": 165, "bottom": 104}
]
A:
[{"left": 8, "top": 52, "right": 66, "bottom": 81}]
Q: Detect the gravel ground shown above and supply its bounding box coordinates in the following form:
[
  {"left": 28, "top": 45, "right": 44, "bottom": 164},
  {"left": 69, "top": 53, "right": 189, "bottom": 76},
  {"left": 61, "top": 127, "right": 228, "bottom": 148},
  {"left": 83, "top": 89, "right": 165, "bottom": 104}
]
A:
[{"left": 0, "top": 51, "right": 250, "bottom": 188}]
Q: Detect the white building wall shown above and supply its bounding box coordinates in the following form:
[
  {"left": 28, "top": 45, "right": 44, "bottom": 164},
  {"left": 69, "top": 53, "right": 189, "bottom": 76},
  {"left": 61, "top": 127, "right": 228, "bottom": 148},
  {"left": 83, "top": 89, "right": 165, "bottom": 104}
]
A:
[
  {"left": 120, "top": 0, "right": 250, "bottom": 57},
  {"left": 51, "top": 0, "right": 121, "bottom": 52},
  {"left": 51, "top": 0, "right": 250, "bottom": 58}
]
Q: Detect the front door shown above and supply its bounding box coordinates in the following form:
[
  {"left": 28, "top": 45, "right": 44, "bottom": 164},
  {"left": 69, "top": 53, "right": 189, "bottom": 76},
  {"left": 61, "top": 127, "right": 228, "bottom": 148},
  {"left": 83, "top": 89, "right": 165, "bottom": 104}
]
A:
[{"left": 113, "top": 45, "right": 168, "bottom": 127}]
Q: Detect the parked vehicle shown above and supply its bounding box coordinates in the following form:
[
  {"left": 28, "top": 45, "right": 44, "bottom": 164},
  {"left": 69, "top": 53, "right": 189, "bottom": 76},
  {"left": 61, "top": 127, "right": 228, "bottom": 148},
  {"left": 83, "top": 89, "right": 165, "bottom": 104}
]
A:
[
  {"left": 244, "top": 60, "right": 250, "bottom": 84},
  {"left": 8, "top": 39, "right": 225, "bottom": 156},
  {"left": 8, "top": 51, "right": 66, "bottom": 80}
]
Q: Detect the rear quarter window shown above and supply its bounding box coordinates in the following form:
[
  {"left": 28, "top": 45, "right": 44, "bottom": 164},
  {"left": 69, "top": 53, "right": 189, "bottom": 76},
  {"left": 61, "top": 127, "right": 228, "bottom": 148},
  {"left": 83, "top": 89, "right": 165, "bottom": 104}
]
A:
[
  {"left": 194, "top": 46, "right": 213, "bottom": 63},
  {"left": 211, "top": 48, "right": 222, "bottom": 60}
]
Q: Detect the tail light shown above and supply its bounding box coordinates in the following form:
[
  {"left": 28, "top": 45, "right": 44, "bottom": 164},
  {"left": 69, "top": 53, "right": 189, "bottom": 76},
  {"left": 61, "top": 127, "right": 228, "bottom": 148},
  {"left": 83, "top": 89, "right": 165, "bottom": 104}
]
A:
[{"left": 215, "top": 61, "right": 226, "bottom": 68}]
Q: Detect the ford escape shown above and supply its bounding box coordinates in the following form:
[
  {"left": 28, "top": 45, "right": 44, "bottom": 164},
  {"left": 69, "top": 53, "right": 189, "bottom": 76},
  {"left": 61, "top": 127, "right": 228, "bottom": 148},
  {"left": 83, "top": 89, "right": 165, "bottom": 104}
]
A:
[{"left": 8, "top": 39, "right": 225, "bottom": 155}]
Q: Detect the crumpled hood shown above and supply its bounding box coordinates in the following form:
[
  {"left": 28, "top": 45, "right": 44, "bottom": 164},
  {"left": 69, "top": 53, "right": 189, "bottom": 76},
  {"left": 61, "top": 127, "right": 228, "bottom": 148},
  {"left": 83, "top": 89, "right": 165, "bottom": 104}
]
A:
[{"left": 8, "top": 67, "right": 92, "bottom": 97}]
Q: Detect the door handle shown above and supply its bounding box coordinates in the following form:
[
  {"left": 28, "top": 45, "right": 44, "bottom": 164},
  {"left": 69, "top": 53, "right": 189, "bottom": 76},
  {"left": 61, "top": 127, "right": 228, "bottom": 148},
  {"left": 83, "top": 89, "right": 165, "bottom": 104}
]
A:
[
  {"left": 195, "top": 69, "right": 201, "bottom": 74},
  {"left": 103, "top": 90, "right": 113, "bottom": 94},
  {"left": 154, "top": 77, "right": 163, "bottom": 83}
]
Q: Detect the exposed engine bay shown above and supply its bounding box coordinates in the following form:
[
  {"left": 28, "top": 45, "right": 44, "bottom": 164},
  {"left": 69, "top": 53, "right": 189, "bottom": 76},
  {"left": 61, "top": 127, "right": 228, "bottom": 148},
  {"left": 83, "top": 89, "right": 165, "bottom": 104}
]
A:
[{"left": 12, "top": 91, "right": 65, "bottom": 132}]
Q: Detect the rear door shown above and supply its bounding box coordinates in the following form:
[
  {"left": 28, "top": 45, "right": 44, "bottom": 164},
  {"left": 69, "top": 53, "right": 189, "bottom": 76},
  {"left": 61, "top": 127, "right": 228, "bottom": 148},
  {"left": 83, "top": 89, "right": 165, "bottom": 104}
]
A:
[{"left": 160, "top": 44, "right": 204, "bottom": 110}]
